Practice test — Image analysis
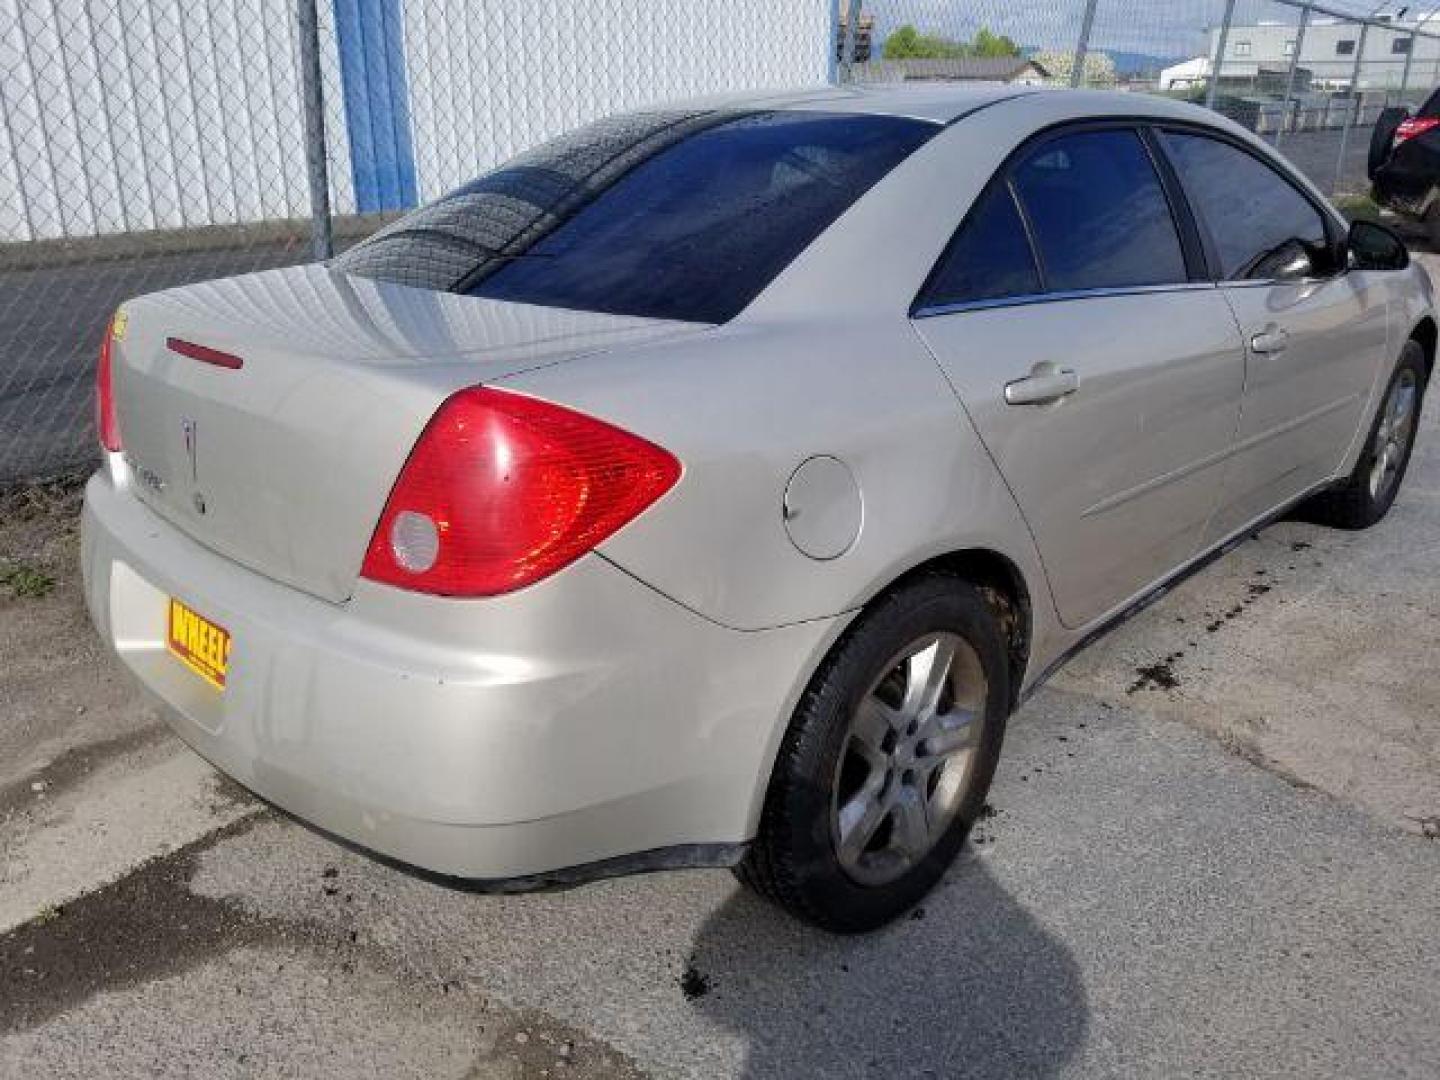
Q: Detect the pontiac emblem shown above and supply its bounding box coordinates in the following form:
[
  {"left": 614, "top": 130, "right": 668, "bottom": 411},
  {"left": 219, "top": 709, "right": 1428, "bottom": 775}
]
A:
[
  {"left": 182, "top": 418, "right": 198, "bottom": 482},
  {"left": 182, "top": 419, "right": 206, "bottom": 514}
]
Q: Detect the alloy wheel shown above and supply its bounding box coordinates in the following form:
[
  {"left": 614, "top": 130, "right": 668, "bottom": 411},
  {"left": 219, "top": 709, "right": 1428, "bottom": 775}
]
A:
[
  {"left": 1369, "top": 368, "right": 1419, "bottom": 504},
  {"left": 830, "top": 632, "right": 987, "bottom": 886}
]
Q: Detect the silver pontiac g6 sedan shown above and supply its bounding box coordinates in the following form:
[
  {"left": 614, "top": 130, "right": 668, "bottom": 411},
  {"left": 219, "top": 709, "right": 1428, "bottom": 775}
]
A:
[{"left": 83, "top": 86, "right": 1432, "bottom": 931}]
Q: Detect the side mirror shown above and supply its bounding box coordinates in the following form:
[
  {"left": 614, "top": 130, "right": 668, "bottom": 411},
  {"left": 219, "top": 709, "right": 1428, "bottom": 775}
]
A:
[
  {"left": 1259, "top": 238, "right": 1320, "bottom": 281},
  {"left": 1347, "top": 219, "right": 1410, "bottom": 272}
]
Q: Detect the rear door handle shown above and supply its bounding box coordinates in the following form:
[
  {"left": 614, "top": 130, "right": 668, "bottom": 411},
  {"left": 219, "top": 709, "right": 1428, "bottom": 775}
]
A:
[
  {"left": 1004, "top": 364, "right": 1079, "bottom": 406},
  {"left": 1250, "top": 325, "right": 1290, "bottom": 355}
]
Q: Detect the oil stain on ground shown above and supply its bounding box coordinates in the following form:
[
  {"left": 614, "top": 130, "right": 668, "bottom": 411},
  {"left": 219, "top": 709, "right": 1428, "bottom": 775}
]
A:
[
  {"left": 0, "top": 815, "right": 272, "bottom": 1034},
  {"left": 0, "top": 724, "right": 171, "bottom": 822}
]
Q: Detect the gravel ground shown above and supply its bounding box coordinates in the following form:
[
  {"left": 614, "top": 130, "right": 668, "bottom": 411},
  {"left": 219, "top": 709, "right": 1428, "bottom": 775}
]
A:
[{"left": 1, "top": 266, "right": 1438, "bottom": 1078}]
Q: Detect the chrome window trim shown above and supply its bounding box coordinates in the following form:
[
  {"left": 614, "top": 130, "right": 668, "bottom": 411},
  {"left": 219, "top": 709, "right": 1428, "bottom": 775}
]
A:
[
  {"left": 1217, "top": 273, "right": 1347, "bottom": 289},
  {"left": 912, "top": 281, "right": 1218, "bottom": 320}
]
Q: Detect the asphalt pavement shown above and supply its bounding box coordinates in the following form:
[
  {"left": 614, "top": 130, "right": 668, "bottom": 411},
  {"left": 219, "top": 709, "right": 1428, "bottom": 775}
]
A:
[{"left": 1, "top": 688, "right": 1436, "bottom": 1078}]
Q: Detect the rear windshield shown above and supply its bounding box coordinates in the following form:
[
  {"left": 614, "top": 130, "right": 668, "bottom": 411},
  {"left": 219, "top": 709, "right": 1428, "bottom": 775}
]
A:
[
  {"left": 1421, "top": 87, "right": 1440, "bottom": 119},
  {"left": 334, "top": 110, "right": 936, "bottom": 323}
]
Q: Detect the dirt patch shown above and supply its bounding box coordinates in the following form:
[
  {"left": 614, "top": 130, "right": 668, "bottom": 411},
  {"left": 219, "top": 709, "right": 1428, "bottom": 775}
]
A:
[
  {"left": 1129, "top": 657, "right": 1182, "bottom": 694},
  {"left": 679, "top": 959, "right": 713, "bottom": 1001},
  {"left": 474, "top": 1010, "right": 649, "bottom": 1079}
]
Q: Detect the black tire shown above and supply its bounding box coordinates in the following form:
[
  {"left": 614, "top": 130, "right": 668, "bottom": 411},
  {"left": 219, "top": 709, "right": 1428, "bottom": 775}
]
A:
[
  {"left": 736, "top": 573, "right": 1011, "bottom": 933},
  {"left": 1298, "top": 339, "right": 1427, "bottom": 530}
]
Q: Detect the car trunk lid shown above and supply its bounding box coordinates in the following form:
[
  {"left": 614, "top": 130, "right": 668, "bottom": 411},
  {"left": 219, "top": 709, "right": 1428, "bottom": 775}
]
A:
[{"left": 112, "top": 263, "right": 708, "bottom": 603}]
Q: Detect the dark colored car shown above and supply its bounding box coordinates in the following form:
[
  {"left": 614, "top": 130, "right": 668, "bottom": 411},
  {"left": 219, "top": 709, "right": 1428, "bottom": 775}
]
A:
[{"left": 1371, "top": 88, "right": 1440, "bottom": 237}]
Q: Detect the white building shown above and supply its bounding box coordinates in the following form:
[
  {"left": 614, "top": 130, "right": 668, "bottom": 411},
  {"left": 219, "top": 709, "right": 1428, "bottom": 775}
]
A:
[
  {"left": 1207, "top": 15, "right": 1440, "bottom": 90},
  {"left": 1159, "top": 57, "right": 1212, "bottom": 91}
]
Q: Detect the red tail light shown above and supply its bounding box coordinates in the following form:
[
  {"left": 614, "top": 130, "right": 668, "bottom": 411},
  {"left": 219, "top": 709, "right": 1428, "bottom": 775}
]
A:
[
  {"left": 1395, "top": 117, "right": 1440, "bottom": 146},
  {"left": 96, "top": 311, "right": 122, "bottom": 452},
  {"left": 361, "top": 387, "right": 681, "bottom": 597}
]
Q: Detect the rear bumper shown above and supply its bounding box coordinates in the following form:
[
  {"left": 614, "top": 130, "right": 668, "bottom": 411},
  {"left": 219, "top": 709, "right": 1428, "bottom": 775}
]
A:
[{"left": 81, "top": 466, "right": 837, "bottom": 880}]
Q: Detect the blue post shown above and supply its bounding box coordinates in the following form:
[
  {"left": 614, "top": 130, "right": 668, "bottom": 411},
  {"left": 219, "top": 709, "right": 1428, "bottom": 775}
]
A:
[{"left": 333, "top": 0, "right": 418, "bottom": 213}]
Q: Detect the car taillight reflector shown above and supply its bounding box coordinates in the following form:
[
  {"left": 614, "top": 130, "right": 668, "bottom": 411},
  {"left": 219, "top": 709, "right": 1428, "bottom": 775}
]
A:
[
  {"left": 96, "top": 311, "right": 122, "bottom": 452},
  {"left": 1395, "top": 117, "right": 1440, "bottom": 146},
  {"left": 361, "top": 387, "right": 681, "bottom": 597}
]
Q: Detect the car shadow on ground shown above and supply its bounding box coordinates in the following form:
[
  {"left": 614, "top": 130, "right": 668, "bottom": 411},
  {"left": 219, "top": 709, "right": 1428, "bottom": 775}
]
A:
[{"left": 686, "top": 852, "right": 1088, "bottom": 1079}]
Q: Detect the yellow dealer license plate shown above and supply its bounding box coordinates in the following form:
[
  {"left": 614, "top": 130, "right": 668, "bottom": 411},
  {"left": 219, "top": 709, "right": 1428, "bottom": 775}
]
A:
[{"left": 167, "top": 598, "right": 231, "bottom": 691}]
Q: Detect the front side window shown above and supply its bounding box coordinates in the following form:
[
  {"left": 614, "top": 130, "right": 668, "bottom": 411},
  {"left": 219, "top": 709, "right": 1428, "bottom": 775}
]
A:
[
  {"left": 1394, "top": 37, "right": 1413, "bottom": 55},
  {"left": 335, "top": 110, "right": 936, "bottom": 323},
  {"left": 1161, "top": 130, "right": 1329, "bottom": 281},
  {"left": 1337, "top": 39, "right": 1356, "bottom": 56},
  {"left": 1009, "top": 129, "right": 1188, "bottom": 293}
]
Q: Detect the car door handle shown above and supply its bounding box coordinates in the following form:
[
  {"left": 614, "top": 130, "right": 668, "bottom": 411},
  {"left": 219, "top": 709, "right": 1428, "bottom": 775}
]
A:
[
  {"left": 1004, "top": 365, "right": 1079, "bottom": 406},
  {"left": 1250, "top": 326, "right": 1290, "bottom": 355}
]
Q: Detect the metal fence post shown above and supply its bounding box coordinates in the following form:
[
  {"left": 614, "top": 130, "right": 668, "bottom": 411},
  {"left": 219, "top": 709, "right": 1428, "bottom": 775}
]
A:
[
  {"left": 839, "top": 0, "right": 861, "bottom": 84},
  {"left": 296, "top": 0, "right": 333, "bottom": 261},
  {"left": 1332, "top": 21, "right": 1369, "bottom": 196},
  {"left": 1274, "top": 3, "right": 1310, "bottom": 149},
  {"left": 1205, "top": 0, "right": 1237, "bottom": 112},
  {"left": 1071, "top": 0, "right": 1100, "bottom": 88},
  {"left": 827, "top": 0, "right": 839, "bottom": 85}
]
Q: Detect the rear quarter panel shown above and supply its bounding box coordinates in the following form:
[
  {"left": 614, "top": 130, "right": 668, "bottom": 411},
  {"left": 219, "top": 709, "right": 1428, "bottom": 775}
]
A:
[{"left": 497, "top": 316, "right": 1051, "bottom": 650}]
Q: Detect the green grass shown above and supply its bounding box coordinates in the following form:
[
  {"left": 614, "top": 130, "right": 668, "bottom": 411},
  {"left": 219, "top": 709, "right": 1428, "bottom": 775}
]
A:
[
  {"left": 1, "top": 562, "right": 56, "bottom": 599},
  {"left": 32, "top": 904, "right": 62, "bottom": 925},
  {"left": 1334, "top": 194, "right": 1382, "bottom": 222}
]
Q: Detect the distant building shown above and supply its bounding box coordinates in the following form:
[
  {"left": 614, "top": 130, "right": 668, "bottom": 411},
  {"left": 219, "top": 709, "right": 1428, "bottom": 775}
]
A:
[
  {"left": 1159, "top": 56, "right": 1210, "bottom": 90},
  {"left": 853, "top": 57, "right": 1051, "bottom": 85},
  {"left": 836, "top": 10, "right": 875, "bottom": 63},
  {"left": 1206, "top": 15, "right": 1440, "bottom": 89}
]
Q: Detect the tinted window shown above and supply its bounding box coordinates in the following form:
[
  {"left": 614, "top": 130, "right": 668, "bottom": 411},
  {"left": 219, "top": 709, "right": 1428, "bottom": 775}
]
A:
[
  {"left": 1010, "top": 129, "right": 1188, "bottom": 293},
  {"left": 336, "top": 111, "right": 935, "bottom": 323},
  {"left": 921, "top": 182, "right": 1041, "bottom": 308},
  {"left": 1161, "top": 130, "right": 1328, "bottom": 281}
]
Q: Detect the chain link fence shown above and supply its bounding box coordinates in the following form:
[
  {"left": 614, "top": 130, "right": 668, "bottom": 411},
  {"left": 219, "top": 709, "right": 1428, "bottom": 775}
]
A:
[
  {"left": 0, "top": 0, "right": 826, "bottom": 493},
  {"left": 4, "top": 0, "right": 1438, "bottom": 492}
]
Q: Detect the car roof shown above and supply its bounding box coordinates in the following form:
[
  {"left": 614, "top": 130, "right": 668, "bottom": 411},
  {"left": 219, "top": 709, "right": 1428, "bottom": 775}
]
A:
[{"left": 647, "top": 85, "right": 1223, "bottom": 128}]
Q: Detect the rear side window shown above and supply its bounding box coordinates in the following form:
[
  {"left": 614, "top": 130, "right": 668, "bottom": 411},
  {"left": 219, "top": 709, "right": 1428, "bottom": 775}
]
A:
[
  {"left": 1161, "top": 130, "right": 1328, "bottom": 281},
  {"left": 335, "top": 111, "right": 935, "bottom": 324},
  {"left": 919, "top": 182, "right": 1041, "bottom": 309},
  {"left": 1010, "top": 129, "right": 1188, "bottom": 293}
]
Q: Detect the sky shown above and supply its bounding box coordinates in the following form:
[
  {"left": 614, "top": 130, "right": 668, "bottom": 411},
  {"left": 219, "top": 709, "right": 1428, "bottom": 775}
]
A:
[{"left": 864, "top": 1, "right": 1440, "bottom": 61}]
